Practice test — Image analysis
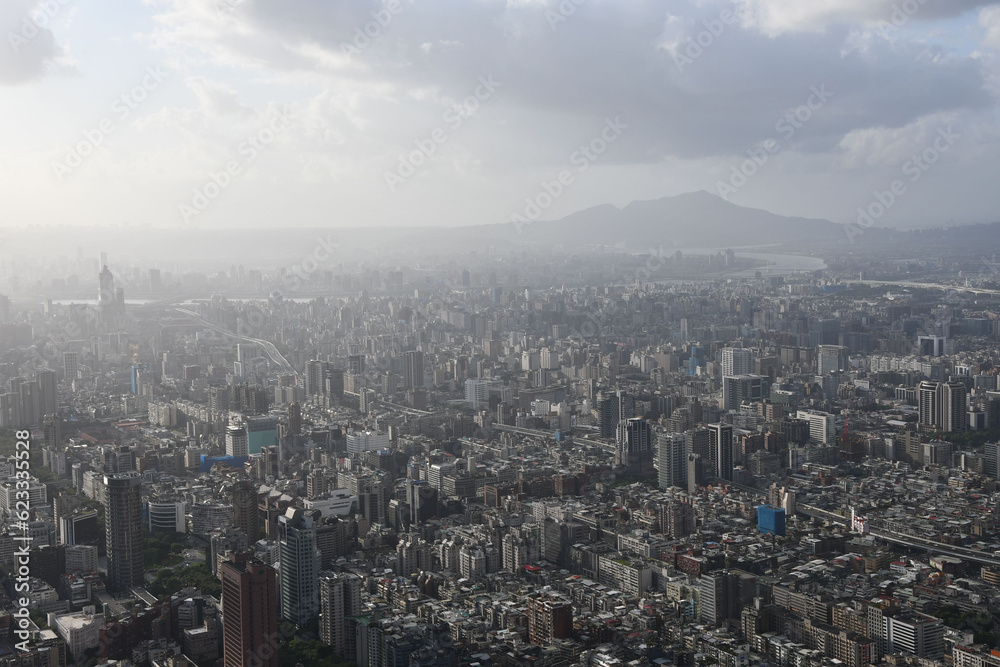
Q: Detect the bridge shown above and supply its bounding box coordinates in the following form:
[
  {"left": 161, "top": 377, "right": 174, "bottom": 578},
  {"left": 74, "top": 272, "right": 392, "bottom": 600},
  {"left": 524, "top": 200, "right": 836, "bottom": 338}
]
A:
[{"left": 847, "top": 279, "right": 1000, "bottom": 298}]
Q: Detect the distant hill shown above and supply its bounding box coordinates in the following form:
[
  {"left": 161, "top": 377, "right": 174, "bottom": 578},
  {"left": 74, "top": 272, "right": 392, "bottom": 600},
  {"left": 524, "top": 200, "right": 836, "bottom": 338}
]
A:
[{"left": 474, "top": 190, "right": 846, "bottom": 249}]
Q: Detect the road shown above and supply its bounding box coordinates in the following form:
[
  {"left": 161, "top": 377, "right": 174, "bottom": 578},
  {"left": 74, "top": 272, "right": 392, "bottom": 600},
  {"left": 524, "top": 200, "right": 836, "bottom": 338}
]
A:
[
  {"left": 727, "top": 482, "right": 1000, "bottom": 568},
  {"left": 173, "top": 308, "right": 298, "bottom": 377},
  {"left": 797, "top": 503, "right": 1000, "bottom": 568}
]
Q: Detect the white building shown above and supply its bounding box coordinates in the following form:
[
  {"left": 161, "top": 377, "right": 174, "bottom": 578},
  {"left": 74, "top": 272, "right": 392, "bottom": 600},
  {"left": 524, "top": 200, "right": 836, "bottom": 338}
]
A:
[
  {"left": 345, "top": 430, "right": 391, "bottom": 454},
  {"left": 0, "top": 478, "right": 47, "bottom": 516},
  {"left": 147, "top": 500, "right": 186, "bottom": 533},
  {"left": 303, "top": 490, "right": 358, "bottom": 517},
  {"left": 65, "top": 545, "right": 98, "bottom": 573},
  {"left": 796, "top": 409, "right": 836, "bottom": 444},
  {"left": 49, "top": 606, "right": 104, "bottom": 658},
  {"left": 721, "top": 348, "right": 754, "bottom": 378}
]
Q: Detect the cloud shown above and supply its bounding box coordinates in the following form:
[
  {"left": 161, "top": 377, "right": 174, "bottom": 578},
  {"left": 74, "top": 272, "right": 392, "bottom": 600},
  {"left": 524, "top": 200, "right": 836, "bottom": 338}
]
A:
[
  {"left": 982, "top": 5, "right": 1000, "bottom": 49},
  {"left": 0, "top": 0, "right": 73, "bottom": 84},
  {"left": 732, "top": 0, "right": 1000, "bottom": 37}
]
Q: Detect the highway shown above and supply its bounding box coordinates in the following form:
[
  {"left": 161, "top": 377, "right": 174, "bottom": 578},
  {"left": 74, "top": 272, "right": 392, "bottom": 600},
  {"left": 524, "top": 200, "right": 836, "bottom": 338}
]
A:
[
  {"left": 727, "top": 482, "right": 1000, "bottom": 567},
  {"left": 492, "top": 423, "right": 559, "bottom": 439},
  {"left": 172, "top": 308, "right": 298, "bottom": 378},
  {"left": 796, "top": 503, "right": 1000, "bottom": 568}
]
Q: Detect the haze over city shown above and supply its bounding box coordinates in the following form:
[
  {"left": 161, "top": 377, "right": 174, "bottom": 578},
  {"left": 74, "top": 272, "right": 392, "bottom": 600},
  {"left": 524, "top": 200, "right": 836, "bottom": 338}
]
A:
[{"left": 5, "top": 3, "right": 1000, "bottom": 667}]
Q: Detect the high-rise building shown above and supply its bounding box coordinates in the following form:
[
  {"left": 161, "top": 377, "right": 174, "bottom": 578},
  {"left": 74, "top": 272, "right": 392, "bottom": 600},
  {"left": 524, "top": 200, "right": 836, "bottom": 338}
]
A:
[
  {"left": 598, "top": 389, "right": 635, "bottom": 438},
  {"left": 700, "top": 571, "right": 743, "bottom": 626},
  {"left": 708, "top": 423, "right": 734, "bottom": 481},
  {"left": 37, "top": 370, "right": 57, "bottom": 417},
  {"left": 985, "top": 442, "right": 1000, "bottom": 480},
  {"left": 287, "top": 403, "right": 301, "bottom": 436},
  {"left": 278, "top": 508, "right": 320, "bottom": 626},
  {"left": 226, "top": 423, "right": 248, "bottom": 458},
  {"left": 104, "top": 472, "right": 143, "bottom": 592},
  {"left": 527, "top": 593, "right": 573, "bottom": 645},
  {"left": 98, "top": 265, "right": 115, "bottom": 311},
  {"left": 306, "top": 360, "right": 344, "bottom": 398},
  {"left": 62, "top": 352, "right": 80, "bottom": 383},
  {"left": 721, "top": 348, "right": 754, "bottom": 378},
  {"left": 658, "top": 432, "right": 688, "bottom": 490},
  {"left": 615, "top": 417, "right": 653, "bottom": 476},
  {"left": 220, "top": 553, "right": 278, "bottom": 667},
  {"left": 232, "top": 479, "right": 260, "bottom": 542},
  {"left": 939, "top": 380, "right": 968, "bottom": 433},
  {"left": 722, "top": 374, "right": 770, "bottom": 411},
  {"left": 687, "top": 453, "right": 705, "bottom": 494},
  {"left": 42, "top": 413, "right": 62, "bottom": 450},
  {"left": 103, "top": 445, "right": 136, "bottom": 474},
  {"left": 407, "top": 481, "right": 438, "bottom": 526},
  {"left": 246, "top": 416, "right": 277, "bottom": 455},
  {"left": 796, "top": 409, "right": 837, "bottom": 444},
  {"left": 883, "top": 612, "right": 944, "bottom": 659},
  {"left": 319, "top": 572, "right": 362, "bottom": 661},
  {"left": 817, "top": 345, "right": 849, "bottom": 375},
  {"left": 18, "top": 379, "right": 40, "bottom": 426},
  {"left": 403, "top": 350, "right": 424, "bottom": 389},
  {"left": 917, "top": 381, "right": 968, "bottom": 432}
]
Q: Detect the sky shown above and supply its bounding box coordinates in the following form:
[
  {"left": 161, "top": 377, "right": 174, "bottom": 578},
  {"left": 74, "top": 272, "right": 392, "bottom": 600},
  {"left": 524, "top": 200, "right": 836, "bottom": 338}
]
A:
[{"left": 1, "top": 0, "right": 999, "bottom": 231}]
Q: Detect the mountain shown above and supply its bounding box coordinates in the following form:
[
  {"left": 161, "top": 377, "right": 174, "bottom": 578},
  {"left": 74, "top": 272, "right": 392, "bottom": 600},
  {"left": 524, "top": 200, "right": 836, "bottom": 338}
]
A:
[{"left": 477, "top": 190, "right": 845, "bottom": 249}]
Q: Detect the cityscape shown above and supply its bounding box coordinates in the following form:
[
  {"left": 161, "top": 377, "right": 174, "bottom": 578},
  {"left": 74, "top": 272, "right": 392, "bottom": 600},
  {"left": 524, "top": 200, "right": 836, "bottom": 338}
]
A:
[{"left": 4, "top": 2, "right": 1000, "bottom": 667}]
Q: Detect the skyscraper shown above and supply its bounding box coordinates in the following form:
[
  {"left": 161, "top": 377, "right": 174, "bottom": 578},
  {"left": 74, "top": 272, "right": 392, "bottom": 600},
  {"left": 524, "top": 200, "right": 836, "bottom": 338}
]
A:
[
  {"left": 721, "top": 374, "right": 770, "bottom": 411},
  {"left": 231, "top": 479, "right": 260, "bottom": 542},
  {"left": 939, "top": 380, "right": 968, "bottom": 433},
  {"left": 658, "top": 431, "right": 688, "bottom": 490},
  {"left": 721, "top": 347, "right": 754, "bottom": 378},
  {"left": 226, "top": 423, "right": 248, "bottom": 458},
  {"left": 816, "top": 345, "right": 849, "bottom": 375},
  {"left": 104, "top": 472, "right": 143, "bottom": 592},
  {"left": 220, "top": 553, "right": 278, "bottom": 667},
  {"left": 98, "top": 265, "right": 115, "bottom": 311},
  {"left": 319, "top": 572, "right": 362, "bottom": 661},
  {"left": 598, "top": 389, "right": 635, "bottom": 438},
  {"left": 42, "top": 413, "right": 62, "bottom": 450},
  {"left": 278, "top": 508, "right": 320, "bottom": 626},
  {"left": 37, "top": 369, "right": 57, "bottom": 417},
  {"left": 403, "top": 350, "right": 424, "bottom": 389},
  {"left": 918, "top": 380, "right": 939, "bottom": 428},
  {"left": 615, "top": 417, "right": 653, "bottom": 476},
  {"left": 918, "top": 380, "right": 968, "bottom": 432},
  {"left": 62, "top": 351, "right": 79, "bottom": 383},
  {"left": 407, "top": 481, "right": 438, "bottom": 526},
  {"left": 708, "top": 423, "right": 734, "bottom": 482}
]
